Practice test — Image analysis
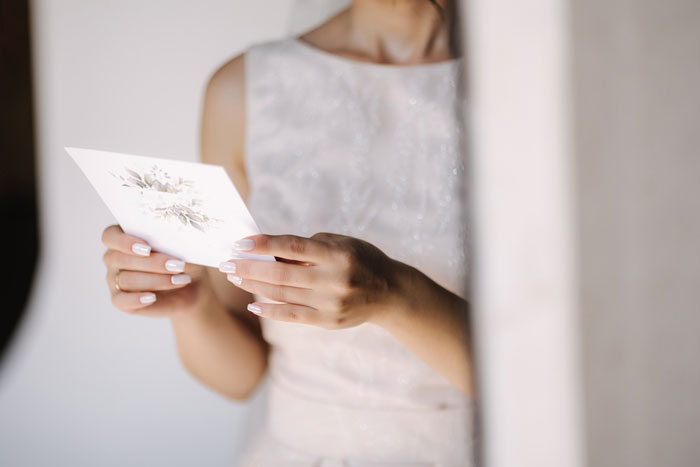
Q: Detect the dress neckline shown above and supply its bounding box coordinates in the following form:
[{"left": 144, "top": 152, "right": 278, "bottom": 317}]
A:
[{"left": 289, "top": 37, "right": 463, "bottom": 71}]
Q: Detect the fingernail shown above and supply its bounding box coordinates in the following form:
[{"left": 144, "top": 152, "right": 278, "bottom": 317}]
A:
[
  {"left": 165, "top": 259, "right": 185, "bottom": 273},
  {"left": 171, "top": 274, "right": 191, "bottom": 285},
  {"left": 139, "top": 293, "right": 156, "bottom": 304},
  {"left": 247, "top": 303, "right": 262, "bottom": 314},
  {"left": 218, "top": 261, "right": 236, "bottom": 273},
  {"left": 234, "top": 239, "right": 255, "bottom": 251},
  {"left": 227, "top": 274, "right": 242, "bottom": 286},
  {"left": 132, "top": 243, "right": 151, "bottom": 256}
]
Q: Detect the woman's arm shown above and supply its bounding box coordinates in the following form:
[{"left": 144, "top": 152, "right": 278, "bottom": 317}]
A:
[
  {"left": 370, "top": 262, "right": 474, "bottom": 396},
  {"left": 168, "top": 273, "right": 267, "bottom": 400},
  {"left": 168, "top": 54, "right": 268, "bottom": 400},
  {"left": 217, "top": 233, "right": 475, "bottom": 397}
]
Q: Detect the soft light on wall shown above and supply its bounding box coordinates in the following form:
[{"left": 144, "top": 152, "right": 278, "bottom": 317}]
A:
[{"left": 0, "top": 2, "right": 293, "bottom": 465}]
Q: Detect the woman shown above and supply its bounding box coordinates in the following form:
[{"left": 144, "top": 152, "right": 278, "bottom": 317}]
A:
[{"left": 101, "top": 0, "right": 474, "bottom": 464}]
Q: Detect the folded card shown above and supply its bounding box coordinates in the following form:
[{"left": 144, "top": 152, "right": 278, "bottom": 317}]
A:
[{"left": 67, "top": 147, "right": 274, "bottom": 267}]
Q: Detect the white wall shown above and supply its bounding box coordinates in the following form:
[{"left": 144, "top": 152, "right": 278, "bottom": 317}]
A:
[
  {"left": 464, "top": 0, "right": 700, "bottom": 466},
  {"left": 574, "top": 1, "right": 700, "bottom": 466},
  {"left": 462, "top": 1, "right": 584, "bottom": 465},
  {"left": 0, "top": 1, "right": 291, "bottom": 465}
]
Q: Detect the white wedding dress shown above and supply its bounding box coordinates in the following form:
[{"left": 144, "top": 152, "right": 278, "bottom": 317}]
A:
[{"left": 239, "top": 37, "right": 475, "bottom": 466}]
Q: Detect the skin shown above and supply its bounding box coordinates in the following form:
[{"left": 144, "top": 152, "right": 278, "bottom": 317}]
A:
[{"left": 101, "top": 0, "right": 474, "bottom": 399}]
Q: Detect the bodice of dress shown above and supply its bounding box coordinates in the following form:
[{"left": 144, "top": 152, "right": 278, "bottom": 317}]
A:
[{"left": 244, "top": 38, "right": 473, "bottom": 465}]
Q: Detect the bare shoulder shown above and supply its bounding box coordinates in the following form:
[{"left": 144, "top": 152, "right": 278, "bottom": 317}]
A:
[
  {"left": 200, "top": 53, "right": 248, "bottom": 197},
  {"left": 205, "top": 54, "right": 245, "bottom": 109}
]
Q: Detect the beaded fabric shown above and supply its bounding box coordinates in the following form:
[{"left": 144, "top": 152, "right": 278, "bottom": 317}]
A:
[{"left": 242, "top": 37, "right": 473, "bottom": 466}]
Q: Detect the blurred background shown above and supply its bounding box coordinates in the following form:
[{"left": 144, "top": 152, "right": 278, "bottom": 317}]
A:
[
  {"left": 1, "top": 0, "right": 699, "bottom": 466},
  {"left": 0, "top": 0, "right": 38, "bottom": 378},
  {"left": 0, "top": 1, "right": 342, "bottom": 465}
]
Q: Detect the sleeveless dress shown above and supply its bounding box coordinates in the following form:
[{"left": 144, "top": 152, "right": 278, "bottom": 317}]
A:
[{"left": 240, "top": 37, "right": 474, "bottom": 466}]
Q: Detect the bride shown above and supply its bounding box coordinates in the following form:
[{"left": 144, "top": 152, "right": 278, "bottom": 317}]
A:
[{"left": 101, "top": 0, "right": 475, "bottom": 464}]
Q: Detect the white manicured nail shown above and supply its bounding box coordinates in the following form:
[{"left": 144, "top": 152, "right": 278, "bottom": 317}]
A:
[
  {"left": 165, "top": 260, "right": 185, "bottom": 273},
  {"left": 132, "top": 243, "right": 151, "bottom": 256},
  {"left": 139, "top": 293, "right": 156, "bottom": 304},
  {"left": 171, "top": 274, "right": 191, "bottom": 285},
  {"left": 234, "top": 239, "right": 255, "bottom": 251},
  {"left": 227, "top": 274, "right": 242, "bottom": 286},
  {"left": 247, "top": 303, "right": 262, "bottom": 314},
  {"left": 219, "top": 261, "right": 236, "bottom": 273}
]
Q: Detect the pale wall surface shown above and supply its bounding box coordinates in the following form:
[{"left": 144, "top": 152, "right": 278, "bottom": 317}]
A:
[
  {"left": 463, "top": 0, "right": 584, "bottom": 465},
  {"left": 0, "top": 1, "right": 292, "bottom": 465},
  {"left": 574, "top": 1, "right": 700, "bottom": 466},
  {"left": 463, "top": 0, "right": 700, "bottom": 466}
]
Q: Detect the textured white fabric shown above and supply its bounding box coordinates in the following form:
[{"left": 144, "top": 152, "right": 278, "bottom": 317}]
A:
[{"left": 240, "top": 37, "right": 474, "bottom": 466}]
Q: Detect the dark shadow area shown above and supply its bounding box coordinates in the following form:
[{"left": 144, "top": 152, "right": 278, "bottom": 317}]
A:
[{"left": 0, "top": 0, "right": 38, "bottom": 368}]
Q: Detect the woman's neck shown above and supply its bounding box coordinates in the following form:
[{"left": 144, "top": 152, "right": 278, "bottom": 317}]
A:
[
  {"left": 301, "top": 0, "right": 453, "bottom": 66},
  {"left": 347, "top": 0, "right": 451, "bottom": 64}
]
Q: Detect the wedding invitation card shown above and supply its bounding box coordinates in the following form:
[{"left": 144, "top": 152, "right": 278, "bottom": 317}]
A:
[{"left": 67, "top": 147, "right": 274, "bottom": 267}]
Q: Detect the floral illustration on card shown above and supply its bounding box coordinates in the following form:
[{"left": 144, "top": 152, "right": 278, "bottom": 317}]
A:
[
  {"left": 115, "top": 165, "right": 193, "bottom": 193},
  {"left": 111, "top": 165, "right": 221, "bottom": 232},
  {"left": 152, "top": 200, "right": 216, "bottom": 232}
]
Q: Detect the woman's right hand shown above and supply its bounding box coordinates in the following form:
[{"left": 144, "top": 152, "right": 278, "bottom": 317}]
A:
[{"left": 101, "top": 225, "right": 208, "bottom": 317}]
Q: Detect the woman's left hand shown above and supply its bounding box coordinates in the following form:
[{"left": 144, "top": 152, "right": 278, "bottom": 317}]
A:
[{"left": 218, "top": 233, "right": 405, "bottom": 329}]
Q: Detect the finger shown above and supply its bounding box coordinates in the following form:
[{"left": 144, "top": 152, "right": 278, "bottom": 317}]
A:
[
  {"left": 111, "top": 291, "right": 158, "bottom": 311},
  {"left": 106, "top": 268, "right": 119, "bottom": 295},
  {"left": 102, "top": 224, "right": 151, "bottom": 257},
  {"left": 246, "top": 301, "right": 322, "bottom": 326},
  {"left": 116, "top": 271, "right": 191, "bottom": 292},
  {"left": 110, "top": 286, "right": 202, "bottom": 318},
  {"left": 226, "top": 276, "right": 312, "bottom": 305},
  {"left": 235, "top": 234, "right": 332, "bottom": 263},
  {"left": 104, "top": 250, "right": 187, "bottom": 274},
  {"left": 219, "top": 259, "right": 318, "bottom": 288}
]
